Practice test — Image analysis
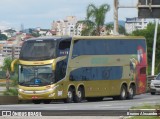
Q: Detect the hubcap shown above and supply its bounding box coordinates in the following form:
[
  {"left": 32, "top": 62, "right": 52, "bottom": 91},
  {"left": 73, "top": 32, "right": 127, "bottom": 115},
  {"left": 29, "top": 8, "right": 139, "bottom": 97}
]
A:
[
  {"left": 77, "top": 90, "right": 82, "bottom": 98},
  {"left": 68, "top": 91, "right": 72, "bottom": 99},
  {"left": 122, "top": 89, "right": 126, "bottom": 98},
  {"left": 129, "top": 88, "right": 133, "bottom": 95}
]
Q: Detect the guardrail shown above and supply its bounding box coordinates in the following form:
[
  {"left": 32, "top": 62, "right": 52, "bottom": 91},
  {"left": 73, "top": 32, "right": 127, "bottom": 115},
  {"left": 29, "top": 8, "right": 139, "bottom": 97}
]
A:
[{"left": 147, "top": 75, "right": 156, "bottom": 92}]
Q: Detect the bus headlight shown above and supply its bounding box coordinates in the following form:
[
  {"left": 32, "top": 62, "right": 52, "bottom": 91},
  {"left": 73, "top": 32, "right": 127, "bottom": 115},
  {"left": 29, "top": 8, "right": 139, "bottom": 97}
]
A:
[{"left": 18, "top": 89, "right": 24, "bottom": 92}]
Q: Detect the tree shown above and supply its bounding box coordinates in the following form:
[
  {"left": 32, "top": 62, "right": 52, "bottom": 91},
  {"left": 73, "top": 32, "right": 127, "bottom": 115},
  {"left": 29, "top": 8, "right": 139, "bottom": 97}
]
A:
[
  {"left": 0, "top": 34, "right": 7, "bottom": 40},
  {"left": 78, "top": 3, "right": 110, "bottom": 36},
  {"left": 132, "top": 23, "right": 160, "bottom": 74},
  {"left": 106, "top": 24, "right": 126, "bottom": 35},
  {"left": 2, "top": 57, "right": 12, "bottom": 90},
  {"left": 76, "top": 20, "right": 95, "bottom": 36}
]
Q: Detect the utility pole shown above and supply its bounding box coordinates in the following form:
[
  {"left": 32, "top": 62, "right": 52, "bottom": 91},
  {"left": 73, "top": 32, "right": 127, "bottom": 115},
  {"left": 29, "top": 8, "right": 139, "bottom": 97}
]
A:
[
  {"left": 113, "top": 0, "right": 136, "bottom": 35},
  {"left": 151, "top": 19, "right": 159, "bottom": 75},
  {"left": 114, "top": 0, "right": 119, "bottom": 35}
]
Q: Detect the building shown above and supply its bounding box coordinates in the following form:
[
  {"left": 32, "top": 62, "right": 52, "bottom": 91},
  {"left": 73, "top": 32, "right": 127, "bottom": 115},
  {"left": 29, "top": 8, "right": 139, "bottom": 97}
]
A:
[
  {"left": 2, "top": 28, "right": 17, "bottom": 38},
  {"left": 52, "top": 16, "right": 83, "bottom": 36},
  {"left": 2, "top": 42, "right": 21, "bottom": 59},
  {"left": 125, "top": 17, "right": 148, "bottom": 34}
]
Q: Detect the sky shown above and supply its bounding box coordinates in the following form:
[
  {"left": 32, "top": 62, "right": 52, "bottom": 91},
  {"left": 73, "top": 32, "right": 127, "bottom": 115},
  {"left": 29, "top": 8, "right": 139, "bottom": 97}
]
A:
[{"left": 0, "top": 0, "right": 138, "bottom": 30}]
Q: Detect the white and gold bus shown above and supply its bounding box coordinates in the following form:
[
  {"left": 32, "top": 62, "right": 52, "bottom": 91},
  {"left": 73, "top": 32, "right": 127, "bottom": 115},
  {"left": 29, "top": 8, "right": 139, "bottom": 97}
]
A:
[{"left": 11, "top": 36, "right": 147, "bottom": 104}]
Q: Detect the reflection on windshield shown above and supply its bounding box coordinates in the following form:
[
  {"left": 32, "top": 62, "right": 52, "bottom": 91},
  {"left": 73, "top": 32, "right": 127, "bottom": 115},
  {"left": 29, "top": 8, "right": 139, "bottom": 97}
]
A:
[{"left": 19, "top": 65, "right": 54, "bottom": 86}]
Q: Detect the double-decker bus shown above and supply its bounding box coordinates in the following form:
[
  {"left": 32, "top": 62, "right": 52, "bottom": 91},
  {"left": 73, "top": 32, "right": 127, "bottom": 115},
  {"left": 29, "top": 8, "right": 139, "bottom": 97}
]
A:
[{"left": 11, "top": 36, "right": 147, "bottom": 104}]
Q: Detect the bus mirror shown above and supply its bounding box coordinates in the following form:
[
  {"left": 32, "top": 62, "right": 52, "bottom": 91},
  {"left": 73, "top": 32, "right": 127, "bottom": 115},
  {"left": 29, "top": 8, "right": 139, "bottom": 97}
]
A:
[
  {"left": 20, "top": 66, "right": 23, "bottom": 73},
  {"left": 11, "top": 59, "right": 19, "bottom": 72}
]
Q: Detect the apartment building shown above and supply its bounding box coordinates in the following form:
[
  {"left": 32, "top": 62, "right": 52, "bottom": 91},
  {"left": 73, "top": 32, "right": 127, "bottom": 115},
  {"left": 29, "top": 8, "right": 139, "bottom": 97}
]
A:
[
  {"left": 52, "top": 16, "right": 83, "bottom": 36},
  {"left": 125, "top": 17, "right": 148, "bottom": 34},
  {"left": 2, "top": 44, "right": 21, "bottom": 59}
]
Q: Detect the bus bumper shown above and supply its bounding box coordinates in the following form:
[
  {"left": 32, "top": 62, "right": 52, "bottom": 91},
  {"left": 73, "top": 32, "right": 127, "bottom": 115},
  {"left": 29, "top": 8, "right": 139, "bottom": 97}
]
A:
[{"left": 18, "top": 90, "right": 56, "bottom": 100}]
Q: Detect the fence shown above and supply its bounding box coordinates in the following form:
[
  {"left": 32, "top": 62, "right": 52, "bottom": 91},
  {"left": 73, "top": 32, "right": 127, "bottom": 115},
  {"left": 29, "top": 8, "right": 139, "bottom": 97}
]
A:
[{"left": 147, "top": 75, "right": 157, "bottom": 92}]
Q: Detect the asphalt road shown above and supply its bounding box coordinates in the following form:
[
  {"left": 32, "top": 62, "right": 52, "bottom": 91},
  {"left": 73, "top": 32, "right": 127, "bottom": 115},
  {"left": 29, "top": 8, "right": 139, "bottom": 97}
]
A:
[{"left": 0, "top": 93, "right": 159, "bottom": 111}]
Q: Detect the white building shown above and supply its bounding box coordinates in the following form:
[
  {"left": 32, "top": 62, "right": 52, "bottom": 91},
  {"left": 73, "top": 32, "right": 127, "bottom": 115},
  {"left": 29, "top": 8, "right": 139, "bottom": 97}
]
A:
[
  {"left": 125, "top": 17, "right": 148, "bottom": 34},
  {"left": 52, "top": 16, "right": 83, "bottom": 36}
]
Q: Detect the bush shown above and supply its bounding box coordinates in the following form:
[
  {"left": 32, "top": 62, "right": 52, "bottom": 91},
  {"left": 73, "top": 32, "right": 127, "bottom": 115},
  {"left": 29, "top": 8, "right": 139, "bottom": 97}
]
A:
[
  {"left": 10, "top": 73, "right": 18, "bottom": 86},
  {"left": 3, "top": 88, "right": 18, "bottom": 96}
]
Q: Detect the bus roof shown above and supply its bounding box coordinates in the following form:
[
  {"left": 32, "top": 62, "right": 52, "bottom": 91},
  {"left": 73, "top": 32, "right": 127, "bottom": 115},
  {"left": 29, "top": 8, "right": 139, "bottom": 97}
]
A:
[
  {"left": 72, "top": 36, "right": 145, "bottom": 40},
  {"left": 26, "top": 36, "right": 72, "bottom": 42}
]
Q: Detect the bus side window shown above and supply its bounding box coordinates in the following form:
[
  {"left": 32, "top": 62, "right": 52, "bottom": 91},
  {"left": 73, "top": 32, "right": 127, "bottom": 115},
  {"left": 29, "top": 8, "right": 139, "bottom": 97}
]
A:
[{"left": 58, "top": 41, "right": 70, "bottom": 56}]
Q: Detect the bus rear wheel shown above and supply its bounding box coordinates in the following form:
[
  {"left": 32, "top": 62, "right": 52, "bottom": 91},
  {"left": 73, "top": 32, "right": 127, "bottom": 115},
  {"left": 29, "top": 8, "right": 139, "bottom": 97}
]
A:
[
  {"left": 64, "top": 88, "right": 74, "bottom": 103},
  {"left": 127, "top": 85, "right": 135, "bottom": 99},
  {"left": 74, "top": 87, "right": 84, "bottom": 103},
  {"left": 119, "top": 85, "right": 127, "bottom": 100}
]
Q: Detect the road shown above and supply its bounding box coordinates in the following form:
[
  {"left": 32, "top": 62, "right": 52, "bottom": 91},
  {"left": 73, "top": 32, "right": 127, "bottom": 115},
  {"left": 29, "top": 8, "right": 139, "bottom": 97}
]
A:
[
  {"left": 0, "top": 93, "right": 159, "bottom": 118},
  {"left": 0, "top": 93, "right": 159, "bottom": 111}
]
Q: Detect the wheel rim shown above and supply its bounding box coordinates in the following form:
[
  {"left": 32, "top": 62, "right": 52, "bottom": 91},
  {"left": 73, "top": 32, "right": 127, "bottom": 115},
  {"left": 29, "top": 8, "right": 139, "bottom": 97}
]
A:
[
  {"left": 129, "top": 87, "right": 133, "bottom": 96},
  {"left": 68, "top": 91, "right": 73, "bottom": 99},
  {"left": 122, "top": 88, "right": 126, "bottom": 98},
  {"left": 77, "top": 90, "right": 82, "bottom": 98}
]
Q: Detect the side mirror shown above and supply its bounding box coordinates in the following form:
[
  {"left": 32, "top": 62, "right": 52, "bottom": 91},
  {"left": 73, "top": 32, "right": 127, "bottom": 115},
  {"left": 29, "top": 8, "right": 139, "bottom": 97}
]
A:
[{"left": 11, "top": 59, "right": 19, "bottom": 72}]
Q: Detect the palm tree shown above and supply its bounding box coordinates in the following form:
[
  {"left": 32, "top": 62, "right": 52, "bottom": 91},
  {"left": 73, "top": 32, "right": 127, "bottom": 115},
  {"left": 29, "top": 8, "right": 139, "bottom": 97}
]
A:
[
  {"left": 2, "top": 57, "right": 12, "bottom": 91},
  {"left": 106, "top": 24, "right": 126, "bottom": 35},
  {"left": 86, "top": 3, "right": 110, "bottom": 36},
  {"left": 76, "top": 3, "right": 110, "bottom": 36},
  {"left": 76, "top": 20, "right": 95, "bottom": 36},
  {"left": 106, "top": 24, "right": 114, "bottom": 35}
]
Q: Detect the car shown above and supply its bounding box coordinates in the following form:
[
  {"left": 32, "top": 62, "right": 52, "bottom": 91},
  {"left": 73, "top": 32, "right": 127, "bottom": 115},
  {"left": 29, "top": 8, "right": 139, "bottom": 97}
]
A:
[{"left": 150, "top": 73, "right": 160, "bottom": 95}]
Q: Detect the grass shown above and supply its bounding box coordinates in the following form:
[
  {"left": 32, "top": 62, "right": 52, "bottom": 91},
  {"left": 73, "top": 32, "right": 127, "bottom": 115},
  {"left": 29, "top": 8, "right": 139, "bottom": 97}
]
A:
[
  {"left": 130, "top": 116, "right": 160, "bottom": 119},
  {"left": 129, "top": 104, "right": 160, "bottom": 119},
  {"left": 131, "top": 103, "right": 160, "bottom": 110}
]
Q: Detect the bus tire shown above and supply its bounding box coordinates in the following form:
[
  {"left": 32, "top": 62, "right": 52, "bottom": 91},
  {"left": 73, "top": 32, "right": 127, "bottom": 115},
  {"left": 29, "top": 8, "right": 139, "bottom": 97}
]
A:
[
  {"left": 32, "top": 100, "right": 41, "bottom": 104},
  {"left": 127, "top": 85, "right": 135, "bottom": 99},
  {"left": 119, "top": 85, "right": 127, "bottom": 100},
  {"left": 64, "top": 88, "right": 74, "bottom": 103},
  {"left": 151, "top": 92, "right": 156, "bottom": 95},
  {"left": 74, "top": 87, "right": 84, "bottom": 103}
]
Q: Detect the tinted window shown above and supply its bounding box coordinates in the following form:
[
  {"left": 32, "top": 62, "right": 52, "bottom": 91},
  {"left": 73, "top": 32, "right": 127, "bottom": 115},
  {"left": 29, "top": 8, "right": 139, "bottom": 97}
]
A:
[
  {"left": 70, "top": 66, "right": 123, "bottom": 81},
  {"left": 72, "top": 39, "right": 146, "bottom": 58},
  {"left": 20, "top": 39, "right": 56, "bottom": 61},
  {"left": 58, "top": 41, "right": 71, "bottom": 56}
]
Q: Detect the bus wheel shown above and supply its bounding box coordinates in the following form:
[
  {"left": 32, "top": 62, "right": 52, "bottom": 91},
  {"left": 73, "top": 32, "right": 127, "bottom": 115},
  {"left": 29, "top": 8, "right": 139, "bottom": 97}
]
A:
[
  {"left": 127, "top": 85, "right": 135, "bottom": 99},
  {"left": 119, "top": 85, "right": 127, "bottom": 100},
  {"left": 74, "top": 87, "right": 84, "bottom": 103},
  {"left": 64, "top": 88, "right": 74, "bottom": 103},
  {"left": 32, "top": 100, "right": 41, "bottom": 104},
  {"left": 151, "top": 92, "right": 156, "bottom": 95},
  {"left": 43, "top": 99, "right": 52, "bottom": 104}
]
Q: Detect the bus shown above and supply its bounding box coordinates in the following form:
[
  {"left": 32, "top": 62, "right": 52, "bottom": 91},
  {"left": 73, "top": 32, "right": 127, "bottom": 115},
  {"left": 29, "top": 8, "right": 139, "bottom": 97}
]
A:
[{"left": 11, "top": 36, "right": 147, "bottom": 104}]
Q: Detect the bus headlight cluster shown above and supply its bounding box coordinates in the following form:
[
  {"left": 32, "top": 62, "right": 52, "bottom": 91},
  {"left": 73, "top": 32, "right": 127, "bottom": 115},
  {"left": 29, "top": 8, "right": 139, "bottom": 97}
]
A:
[{"left": 18, "top": 89, "right": 24, "bottom": 92}]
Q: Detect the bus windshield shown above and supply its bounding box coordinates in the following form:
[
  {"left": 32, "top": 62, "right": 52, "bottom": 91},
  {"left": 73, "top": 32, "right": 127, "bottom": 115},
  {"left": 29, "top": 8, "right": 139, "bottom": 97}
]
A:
[
  {"left": 19, "top": 65, "right": 55, "bottom": 86},
  {"left": 20, "top": 39, "right": 56, "bottom": 61}
]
